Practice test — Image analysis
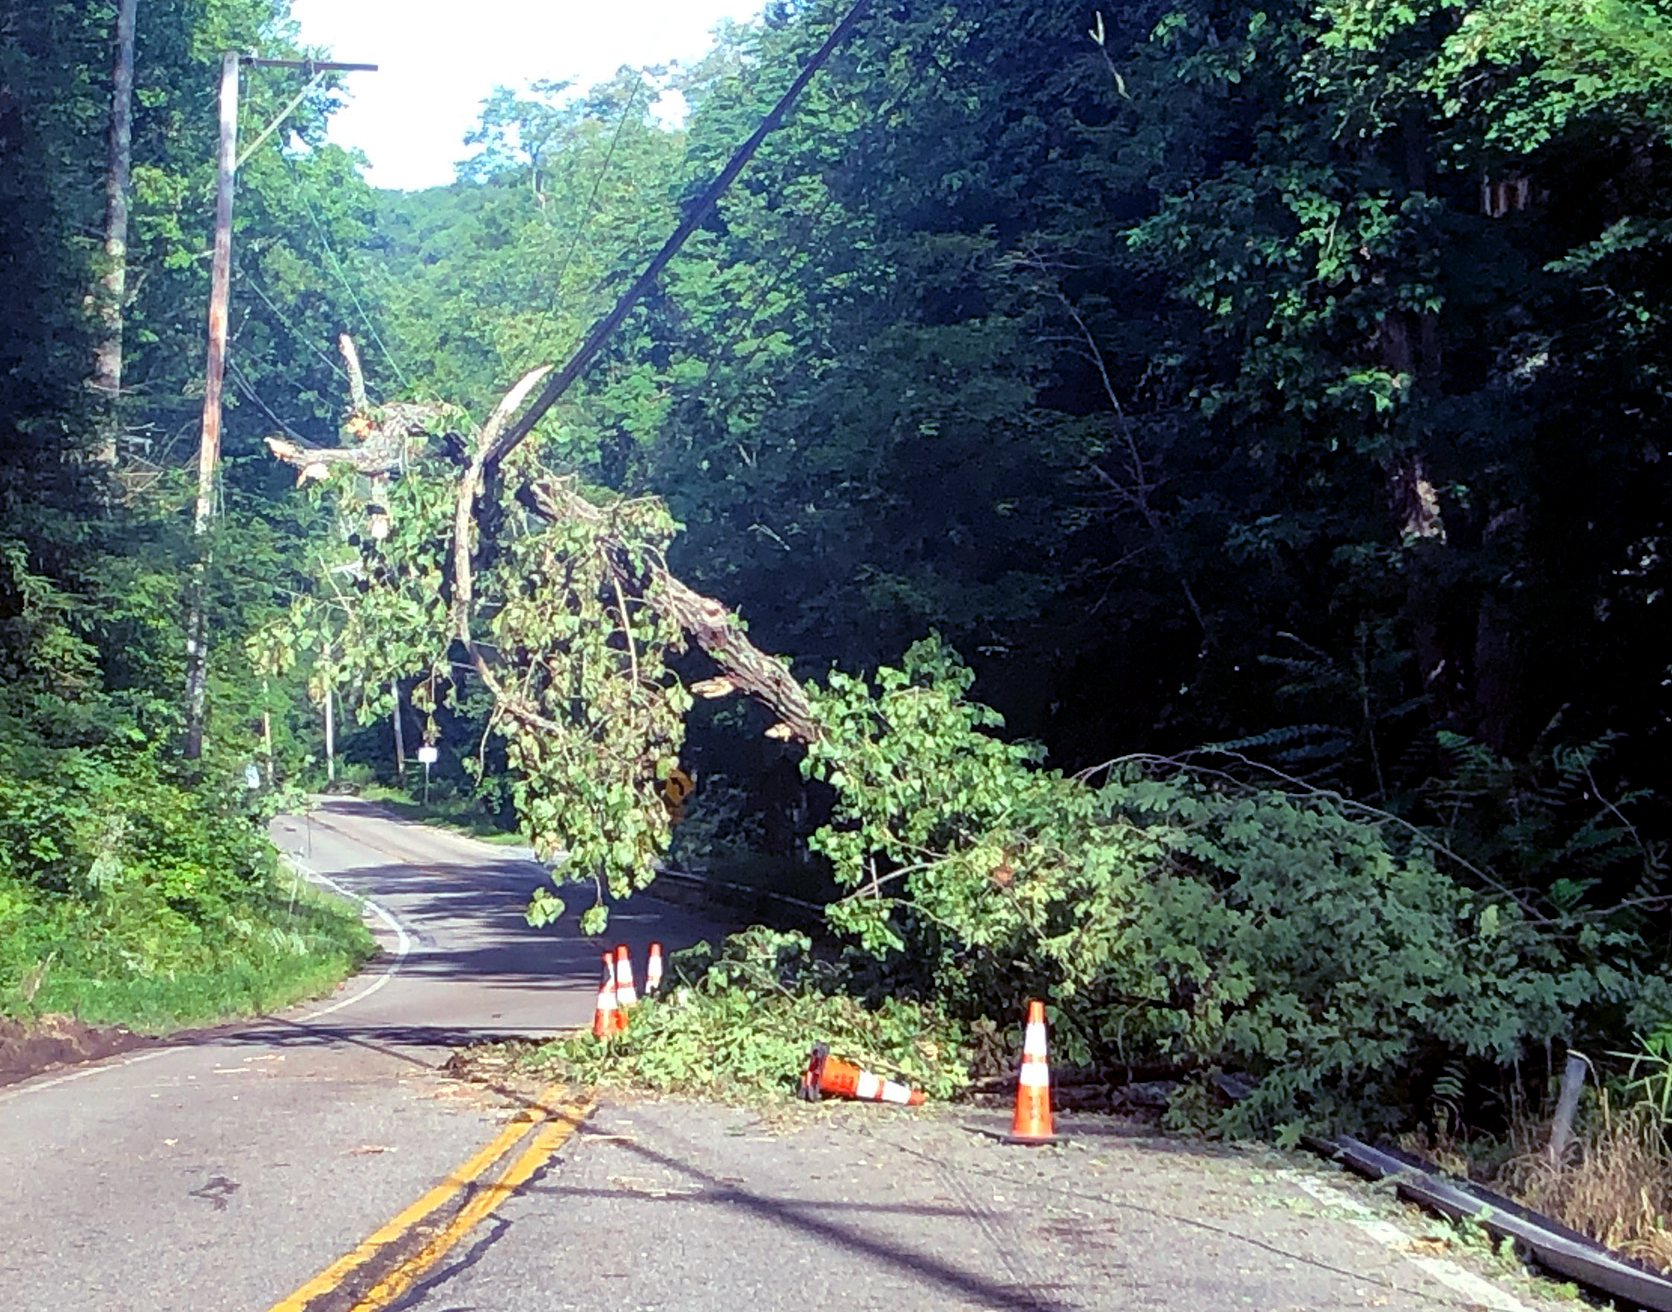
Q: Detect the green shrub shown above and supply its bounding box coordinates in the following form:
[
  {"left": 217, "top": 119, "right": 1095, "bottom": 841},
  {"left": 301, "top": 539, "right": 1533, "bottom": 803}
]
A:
[
  {"left": 0, "top": 721, "right": 375, "bottom": 1027},
  {"left": 1, "top": 870, "right": 375, "bottom": 1028},
  {"left": 0, "top": 727, "right": 272, "bottom": 925},
  {"left": 803, "top": 639, "right": 1647, "bottom": 1140},
  {"left": 537, "top": 926, "right": 970, "bottom": 1101}
]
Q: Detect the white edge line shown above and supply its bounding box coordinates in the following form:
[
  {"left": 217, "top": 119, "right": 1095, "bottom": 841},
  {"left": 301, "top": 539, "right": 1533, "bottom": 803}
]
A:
[
  {"left": 286, "top": 857, "right": 413, "bottom": 1022},
  {"left": 0, "top": 858, "right": 414, "bottom": 1105},
  {"left": 1283, "top": 1172, "right": 1539, "bottom": 1312}
]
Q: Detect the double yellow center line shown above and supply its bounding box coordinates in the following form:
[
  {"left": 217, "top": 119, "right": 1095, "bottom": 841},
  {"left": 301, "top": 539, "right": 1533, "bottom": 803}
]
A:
[{"left": 266, "top": 1085, "right": 592, "bottom": 1312}]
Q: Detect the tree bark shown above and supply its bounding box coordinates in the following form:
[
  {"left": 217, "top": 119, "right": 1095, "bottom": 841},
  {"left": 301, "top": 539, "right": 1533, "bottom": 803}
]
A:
[
  {"left": 262, "top": 431, "right": 822, "bottom": 744},
  {"left": 90, "top": 0, "right": 137, "bottom": 466},
  {"left": 524, "top": 478, "right": 820, "bottom": 742}
]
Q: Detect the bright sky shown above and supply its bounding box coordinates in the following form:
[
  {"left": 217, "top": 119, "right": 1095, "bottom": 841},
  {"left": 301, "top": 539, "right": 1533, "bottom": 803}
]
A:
[{"left": 288, "top": 0, "right": 764, "bottom": 191}]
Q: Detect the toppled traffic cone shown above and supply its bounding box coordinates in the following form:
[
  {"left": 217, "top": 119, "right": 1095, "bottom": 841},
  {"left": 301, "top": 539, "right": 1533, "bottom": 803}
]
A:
[
  {"left": 645, "top": 941, "right": 664, "bottom": 994},
  {"left": 614, "top": 944, "right": 639, "bottom": 1012},
  {"left": 798, "top": 1042, "right": 925, "bottom": 1106},
  {"left": 1004, "top": 999, "right": 1057, "bottom": 1144},
  {"left": 591, "top": 953, "right": 620, "bottom": 1039}
]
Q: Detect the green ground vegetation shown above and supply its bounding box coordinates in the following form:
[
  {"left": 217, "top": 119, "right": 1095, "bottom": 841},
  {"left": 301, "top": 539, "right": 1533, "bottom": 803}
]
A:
[
  {"left": 539, "top": 927, "right": 968, "bottom": 1104},
  {"left": 0, "top": 733, "right": 375, "bottom": 1029},
  {"left": 0, "top": 0, "right": 387, "bottom": 1033},
  {"left": 7, "top": 0, "right": 1672, "bottom": 1138},
  {"left": 350, "top": 781, "right": 526, "bottom": 846}
]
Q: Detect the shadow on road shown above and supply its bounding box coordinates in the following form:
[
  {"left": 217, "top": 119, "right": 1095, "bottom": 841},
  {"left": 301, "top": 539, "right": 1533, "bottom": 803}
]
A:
[{"left": 517, "top": 1126, "right": 1078, "bottom": 1312}]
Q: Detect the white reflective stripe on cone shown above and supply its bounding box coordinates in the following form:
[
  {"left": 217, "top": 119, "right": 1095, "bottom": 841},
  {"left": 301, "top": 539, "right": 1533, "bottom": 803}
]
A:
[
  {"left": 1019, "top": 1059, "right": 1050, "bottom": 1088},
  {"left": 855, "top": 1070, "right": 883, "bottom": 1100},
  {"left": 879, "top": 1080, "right": 914, "bottom": 1104},
  {"left": 1023, "top": 1021, "right": 1048, "bottom": 1057}
]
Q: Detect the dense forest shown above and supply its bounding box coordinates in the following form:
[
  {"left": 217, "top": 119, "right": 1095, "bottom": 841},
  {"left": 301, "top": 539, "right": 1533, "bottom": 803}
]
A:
[{"left": 4, "top": 0, "right": 1672, "bottom": 1141}]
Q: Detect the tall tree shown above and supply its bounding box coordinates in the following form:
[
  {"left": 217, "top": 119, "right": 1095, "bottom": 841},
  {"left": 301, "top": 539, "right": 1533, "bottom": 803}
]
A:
[
  {"left": 90, "top": 0, "right": 138, "bottom": 470},
  {"left": 346, "top": 0, "right": 1671, "bottom": 904}
]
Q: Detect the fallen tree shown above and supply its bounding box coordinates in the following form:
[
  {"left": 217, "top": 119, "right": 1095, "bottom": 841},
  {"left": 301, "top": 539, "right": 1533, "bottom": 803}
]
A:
[
  {"left": 265, "top": 2, "right": 866, "bottom": 923},
  {"left": 269, "top": 384, "right": 1657, "bottom": 1138},
  {"left": 266, "top": 346, "right": 819, "bottom": 927},
  {"left": 258, "top": 0, "right": 1663, "bottom": 1135}
]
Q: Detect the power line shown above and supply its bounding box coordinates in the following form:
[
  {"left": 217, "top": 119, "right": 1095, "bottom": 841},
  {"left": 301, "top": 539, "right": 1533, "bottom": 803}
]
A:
[
  {"left": 281, "top": 151, "right": 409, "bottom": 389},
  {"left": 226, "top": 357, "right": 309, "bottom": 442},
  {"left": 489, "top": 0, "right": 874, "bottom": 463},
  {"left": 550, "top": 73, "right": 644, "bottom": 313},
  {"left": 240, "top": 268, "right": 351, "bottom": 383}
]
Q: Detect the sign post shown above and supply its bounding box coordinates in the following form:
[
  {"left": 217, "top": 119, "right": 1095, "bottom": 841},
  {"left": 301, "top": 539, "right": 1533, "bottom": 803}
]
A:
[{"left": 416, "top": 743, "right": 438, "bottom": 805}]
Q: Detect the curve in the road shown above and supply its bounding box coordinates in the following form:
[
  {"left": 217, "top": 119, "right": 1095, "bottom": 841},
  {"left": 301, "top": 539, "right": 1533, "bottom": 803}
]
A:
[
  {"left": 0, "top": 854, "right": 415, "bottom": 1109},
  {"left": 286, "top": 857, "right": 414, "bottom": 1020}
]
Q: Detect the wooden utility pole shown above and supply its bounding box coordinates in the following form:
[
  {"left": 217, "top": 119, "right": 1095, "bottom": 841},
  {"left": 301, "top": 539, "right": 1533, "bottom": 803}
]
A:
[
  {"left": 261, "top": 680, "right": 275, "bottom": 784},
  {"left": 180, "top": 50, "right": 239, "bottom": 760},
  {"left": 181, "top": 52, "right": 376, "bottom": 760},
  {"left": 324, "top": 678, "right": 336, "bottom": 784},
  {"left": 193, "top": 49, "right": 239, "bottom": 540},
  {"left": 487, "top": 0, "right": 873, "bottom": 466}
]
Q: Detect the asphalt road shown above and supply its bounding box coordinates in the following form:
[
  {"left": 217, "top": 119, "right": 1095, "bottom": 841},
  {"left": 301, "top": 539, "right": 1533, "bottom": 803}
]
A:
[
  {"left": 0, "top": 799, "right": 725, "bottom": 1312},
  {"left": 377, "top": 1100, "right": 1573, "bottom": 1312},
  {"left": 0, "top": 801, "right": 1575, "bottom": 1312}
]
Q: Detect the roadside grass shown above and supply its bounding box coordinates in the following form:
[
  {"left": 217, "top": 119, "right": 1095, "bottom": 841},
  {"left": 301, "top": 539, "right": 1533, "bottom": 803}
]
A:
[
  {"left": 1496, "top": 1094, "right": 1672, "bottom": 1273},
  {"left": 1404, "top": 1089, "right": 1672, "bottom": 1275},
  {"left": 2, "top": 878, "right": 376, "bottom": 1033},
  {"left": 353, "top": 783, "right": 526, "bottom": 846}
]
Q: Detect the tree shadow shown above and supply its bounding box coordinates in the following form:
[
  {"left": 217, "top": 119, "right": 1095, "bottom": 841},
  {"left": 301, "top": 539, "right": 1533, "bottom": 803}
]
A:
[{"left": 396, "top": 1120, "right": 1080, "bottom": 1312}]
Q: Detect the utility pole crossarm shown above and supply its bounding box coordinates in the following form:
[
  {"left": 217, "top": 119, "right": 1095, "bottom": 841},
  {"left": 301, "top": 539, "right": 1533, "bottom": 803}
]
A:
[{"left": 242, "top": 58, "right": 379, "bottom": 72}]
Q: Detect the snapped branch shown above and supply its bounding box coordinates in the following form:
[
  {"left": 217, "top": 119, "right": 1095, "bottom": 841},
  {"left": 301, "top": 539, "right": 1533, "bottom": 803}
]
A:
[{"left": 525, "top": 478, "right": 820, "bottom": 743}]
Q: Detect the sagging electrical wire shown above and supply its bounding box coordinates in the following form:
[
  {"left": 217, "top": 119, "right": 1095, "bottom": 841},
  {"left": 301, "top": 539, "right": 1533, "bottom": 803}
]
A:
[
  {"left": 281, "top": 150, "right": 410, "bottom": 389},
  {"left": 550, "top": 72, "right": 646, "bottom": 314}
]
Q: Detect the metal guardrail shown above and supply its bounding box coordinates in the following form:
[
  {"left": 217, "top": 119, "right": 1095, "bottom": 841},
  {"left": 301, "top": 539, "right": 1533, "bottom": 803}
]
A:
[
  {"left": 650, "top": 866, "right": 827, "bottom": 920},
  {"left": 1325, "top": 1135, "right": 1672, "bottom": 1312}
]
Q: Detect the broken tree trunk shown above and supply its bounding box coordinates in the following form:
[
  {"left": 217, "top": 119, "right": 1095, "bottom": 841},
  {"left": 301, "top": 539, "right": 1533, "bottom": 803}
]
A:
[
  {"left": 260, "top": 0, "right": 873, "bottom": 749},
  {"left": 263, "top": 387, "right": 820, "bottom": 744},
  {"left": 524, "top": 478, "right": 819, "bottom": 743}
]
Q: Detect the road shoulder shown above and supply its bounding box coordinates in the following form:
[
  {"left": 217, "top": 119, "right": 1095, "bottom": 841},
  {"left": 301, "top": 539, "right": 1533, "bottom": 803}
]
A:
[{"left": 386, "top": 1095, "right": 1579, "bottom": 1312}]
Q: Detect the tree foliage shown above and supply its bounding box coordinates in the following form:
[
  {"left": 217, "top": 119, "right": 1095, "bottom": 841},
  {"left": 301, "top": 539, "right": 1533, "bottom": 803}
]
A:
[
  {"left": 0, "top": 0, "right": 392, "bottom": 1015},
  {"left": 807, "top": 639, "right": 1653, "bottom": 1136},
  {"left": 5, "top": 0, "right": 1672, "bottom": 1128},
  {"left": 304, "top": 0, "right": 1672, "bottom": 1129}
]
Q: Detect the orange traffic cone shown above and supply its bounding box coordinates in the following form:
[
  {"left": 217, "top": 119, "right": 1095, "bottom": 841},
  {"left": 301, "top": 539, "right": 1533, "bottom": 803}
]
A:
[
  {"left": 591, "top": 953, "right": 620, "bottom": 1039},
  {"left": 645, "top": 942, "right": 664, "bottom": 994},
  {"left": 798, "top": 1042, "right": 925, "bottom": 1106},
  {"left": 1005, "top": 999, "right": 1057, "bottom": 1144},
  {"left": 614, "top": 944, "right": 639, "bottom": 1013}
]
